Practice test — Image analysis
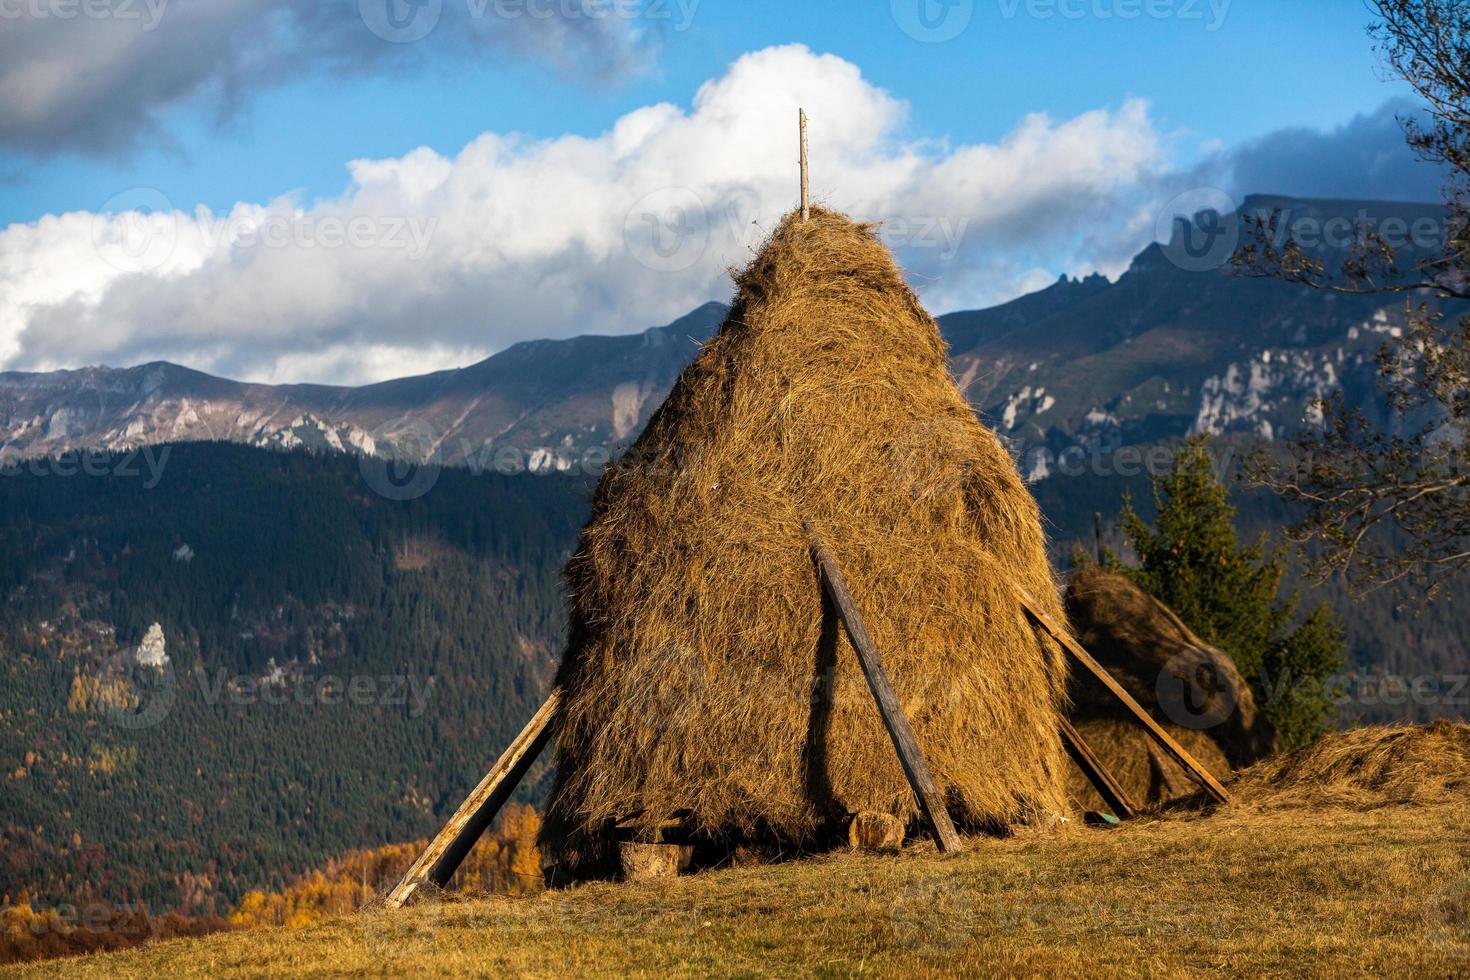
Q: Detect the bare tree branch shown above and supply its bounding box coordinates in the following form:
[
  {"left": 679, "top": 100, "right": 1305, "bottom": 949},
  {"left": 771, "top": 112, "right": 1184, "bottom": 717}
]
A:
[{"left": 1237, "top": 2, "right": 1470, "bottom": 599}]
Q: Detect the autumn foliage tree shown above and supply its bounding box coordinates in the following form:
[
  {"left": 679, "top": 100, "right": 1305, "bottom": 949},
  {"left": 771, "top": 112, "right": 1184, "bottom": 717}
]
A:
[{"left": 229, "top": 804, "right": 543, "bottom": 930}]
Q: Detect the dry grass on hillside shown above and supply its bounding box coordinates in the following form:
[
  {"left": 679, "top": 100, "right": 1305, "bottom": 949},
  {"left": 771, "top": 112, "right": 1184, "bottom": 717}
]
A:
[{"left": 13, "top": 799, "right": 1469, "bottom": 979}]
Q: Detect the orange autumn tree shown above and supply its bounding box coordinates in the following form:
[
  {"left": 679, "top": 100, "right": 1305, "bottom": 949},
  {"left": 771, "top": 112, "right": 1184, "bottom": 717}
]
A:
[{"left": 231, "top": 805, "right": 543, "bottom": 929}]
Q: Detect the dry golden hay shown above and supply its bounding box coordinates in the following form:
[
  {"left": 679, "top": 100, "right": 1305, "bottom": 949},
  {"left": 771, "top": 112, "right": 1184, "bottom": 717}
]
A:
[
  {"left": 539, "top": 207, "right": 1071, "bottom": 869},
  {"left": 1066, "top": 718, "right": 1232, "bottom": 812},
  {"left": 1226, "top": 720, "right": 1470, "bottom": 810},
  {"left": 1062, "top": 567, "right": 1275, "bottom": 811}
]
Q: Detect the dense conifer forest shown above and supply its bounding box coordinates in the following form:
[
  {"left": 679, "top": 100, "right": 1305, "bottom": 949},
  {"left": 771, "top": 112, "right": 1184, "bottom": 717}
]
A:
[
  {"left": 0, "top": 444, "right": 589, "bottom": 914},
  {"left": 2, "top": 440, "right": 1462, "bottom": 919}
]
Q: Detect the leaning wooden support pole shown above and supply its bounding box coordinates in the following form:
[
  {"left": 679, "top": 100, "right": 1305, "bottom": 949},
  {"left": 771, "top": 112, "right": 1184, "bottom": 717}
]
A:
[
  {"left": 1059, "top": 717, "right": 1138, "bottom": 820},
  {"left": 809, "top": 532, "right": 964, "bottom": 854},
  {"left": 385, "top": 689, "right": 561, "bottom": 908},
  {"left": 1016, "top": 593, "right": 1231, "bottom": 805}
]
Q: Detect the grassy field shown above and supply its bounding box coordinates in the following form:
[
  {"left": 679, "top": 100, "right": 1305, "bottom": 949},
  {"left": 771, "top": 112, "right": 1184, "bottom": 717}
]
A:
[{"left": 8, "top": 801, "right": 1470, "bottom": 978}]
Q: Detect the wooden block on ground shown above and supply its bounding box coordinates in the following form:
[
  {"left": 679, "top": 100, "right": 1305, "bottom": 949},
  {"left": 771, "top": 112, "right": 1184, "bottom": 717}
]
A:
[
  {"left": 848, "top": 811, "right": 905, "bottom": 852},
  {"left": 618, "top": 842, "right": 694, "bottom": 882}
]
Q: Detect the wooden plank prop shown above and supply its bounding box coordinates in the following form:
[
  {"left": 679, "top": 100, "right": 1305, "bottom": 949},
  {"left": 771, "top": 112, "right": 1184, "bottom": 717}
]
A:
[
  {"left": 809, "top": 532, "right": 965, "bottom": 854},
  {"left": 1058, "top": 717, "right": 1138, "bottom": 820},
  {"left": 385, "top": 689, "right": 561, "bottom": 908},
  {"left": 1016, "top": 592, "right": 1231, "bottom": 805}
]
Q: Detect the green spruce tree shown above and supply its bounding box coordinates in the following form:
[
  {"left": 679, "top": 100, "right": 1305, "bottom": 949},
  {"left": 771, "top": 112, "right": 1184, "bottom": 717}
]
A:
[{"left": 1107, "top": 436, "right": 1344, "bottom": 749}]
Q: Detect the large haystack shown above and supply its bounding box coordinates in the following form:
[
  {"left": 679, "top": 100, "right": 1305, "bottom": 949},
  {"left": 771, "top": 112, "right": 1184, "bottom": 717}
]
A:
[
  {"left": 1227, "top": 721, "right": 1470, "bottom": 810},
  {"left": 1063, "top": 567, "right": 1274, "bottom": 810},
  {"left": 540, "top": 208, "right": 1071, "bottom": 868}
]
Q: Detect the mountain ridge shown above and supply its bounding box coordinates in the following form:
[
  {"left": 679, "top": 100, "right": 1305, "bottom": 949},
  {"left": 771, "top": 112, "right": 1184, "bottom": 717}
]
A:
[{"left": 2, "top": 195, "right": 1448, "bottom": 474}]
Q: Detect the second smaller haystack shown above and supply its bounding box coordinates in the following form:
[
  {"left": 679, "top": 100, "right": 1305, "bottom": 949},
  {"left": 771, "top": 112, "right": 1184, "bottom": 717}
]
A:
[{"left": 1063, "top": 567, "right": 1274, "bottom": 810}]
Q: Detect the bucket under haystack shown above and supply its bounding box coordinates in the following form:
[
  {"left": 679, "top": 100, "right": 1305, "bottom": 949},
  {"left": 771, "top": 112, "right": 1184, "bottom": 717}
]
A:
[
  {"left": 1062, "top": 566, "right": 1274, "bottom": 811},
  {"left": 538, "top": 207, "right": 1072, "bottom": 872}
]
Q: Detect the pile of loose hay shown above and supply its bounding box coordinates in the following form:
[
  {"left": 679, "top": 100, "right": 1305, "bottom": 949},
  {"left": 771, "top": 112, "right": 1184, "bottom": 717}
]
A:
[
  {"left": 1063, "top": 567, "right": 1274, "bottom": 810},
  {"left": 540, "top": 208, "right": 1070, "bottom": 869},
  {"left": 1226, "top": 720, "right": 1470, "bottom": 810}
]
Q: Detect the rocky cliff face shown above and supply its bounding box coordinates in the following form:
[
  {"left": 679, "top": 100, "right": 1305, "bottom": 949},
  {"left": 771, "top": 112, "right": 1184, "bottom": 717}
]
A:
[
  {"left": 0, "top": 362, "right": 381, "bottom": 462},
  {"left": 943, "top": 194, "right": 1447, "bottom": 476},
  {"left": 0, "top": 303, "right": 728, "bottom": 471}
]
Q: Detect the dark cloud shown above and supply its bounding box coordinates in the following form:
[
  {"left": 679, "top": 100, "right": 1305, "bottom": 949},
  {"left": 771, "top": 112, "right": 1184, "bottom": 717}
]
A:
[
  {"left": 1225, "top": 97, "right": 1444, "bottom": 203},
  {"left": 0, "top": 0, "right": 661, "bottom": 158}
]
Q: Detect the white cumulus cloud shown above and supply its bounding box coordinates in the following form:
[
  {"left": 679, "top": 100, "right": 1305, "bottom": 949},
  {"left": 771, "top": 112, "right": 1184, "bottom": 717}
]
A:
[{"left": 0, "top": 44, "right": 1173, "bottom": 384}]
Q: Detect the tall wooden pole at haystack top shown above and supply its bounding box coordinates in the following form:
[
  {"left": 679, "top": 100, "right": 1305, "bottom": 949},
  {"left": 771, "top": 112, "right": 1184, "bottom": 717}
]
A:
[{"left": 799, "top": 108, "right": 810, "bottom": 221}]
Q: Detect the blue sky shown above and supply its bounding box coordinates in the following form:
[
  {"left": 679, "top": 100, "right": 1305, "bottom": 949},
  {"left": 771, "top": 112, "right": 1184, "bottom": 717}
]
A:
[
  {"left": 0, "top": 1, "right": 1412, "bottom": 225},
  {"left": 0, "top": 1, "right": 1437, "bottom": 383}
]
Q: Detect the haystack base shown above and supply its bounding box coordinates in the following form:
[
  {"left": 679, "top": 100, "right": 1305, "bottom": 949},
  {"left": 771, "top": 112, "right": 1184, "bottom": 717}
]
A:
[
  {"left": 1019, "top": 592, "right": 1231, "bottom": 804},
  {"left": 1060, "top": 717, "right": 1138, "bottom": 819},
  {"left": 619, "top": 842, "right": 694, "bottom": 882},
  {"left": 848, "top": 812, "right": 904, "bottom": 852}
]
